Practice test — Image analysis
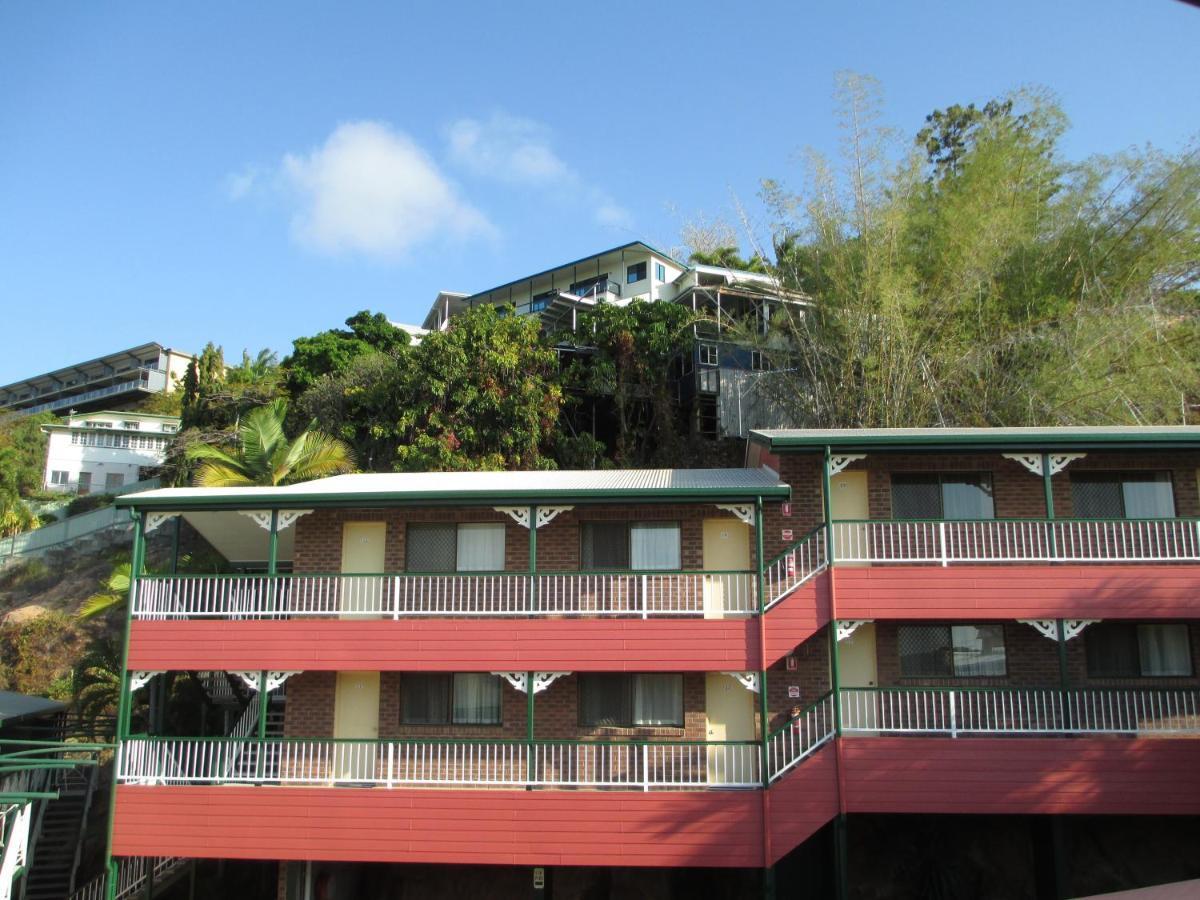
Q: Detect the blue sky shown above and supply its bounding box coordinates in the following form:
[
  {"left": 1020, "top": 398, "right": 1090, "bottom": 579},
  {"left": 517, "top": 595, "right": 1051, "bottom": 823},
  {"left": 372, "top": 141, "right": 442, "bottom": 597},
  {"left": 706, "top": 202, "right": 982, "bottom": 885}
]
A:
[{"left": 1, "top": 0, "right": 1197, "bottom": 383}]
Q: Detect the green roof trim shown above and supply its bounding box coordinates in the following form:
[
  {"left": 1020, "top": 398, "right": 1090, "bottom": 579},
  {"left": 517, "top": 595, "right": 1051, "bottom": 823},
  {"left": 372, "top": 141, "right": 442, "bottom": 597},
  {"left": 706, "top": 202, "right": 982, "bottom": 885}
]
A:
[
  {"left": 750, "top": 426, "right": 1200, "bottom": 453},
  {"left": 115, "top": 468, "right": 790, "bottom": 511}
]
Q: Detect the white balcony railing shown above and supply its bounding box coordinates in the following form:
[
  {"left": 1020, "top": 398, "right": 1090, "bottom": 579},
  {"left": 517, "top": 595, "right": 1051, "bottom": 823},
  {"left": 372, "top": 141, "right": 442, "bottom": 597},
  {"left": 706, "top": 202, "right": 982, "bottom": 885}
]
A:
[
  {"left": 832, "top": 518, "right": 1200, "bottom": 565},
  {"left": 766, "top": 691, "right": 835, "bottom": 782},
  {"left": 839, "top": 687, "right": 1200, "bottom": 737},
  {"left": 764, "top": 526, "right": 828, "bottom": 610},
  {"left": 117, "top": 738, "right": 762, "bottom": 791},
  {"left": 133, "top": 570, "right": 758, "bottom": 620},
  {"left": 70, "top": 856, "right": 188, "bottom": 900}
]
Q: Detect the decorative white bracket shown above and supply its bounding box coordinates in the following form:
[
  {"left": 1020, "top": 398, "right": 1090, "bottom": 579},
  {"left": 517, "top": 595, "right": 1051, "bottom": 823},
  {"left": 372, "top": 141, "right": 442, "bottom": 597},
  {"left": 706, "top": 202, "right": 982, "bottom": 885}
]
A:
[
  {"left": 1003, "top": 453, "right": 1086, "bottom": 477},
  {"left": 535, "top": 507, "right": 574, "bottom": 529},
  {"left": 828, "top": 455, "right": 866, "bottom": 477},
  {"left": 1019, "top": 619, "right": 1099, "bottom": 641},
  {"left": 493, "top": 507, "right": 574, "bottom": 529},
  {"left": 238, "top": 510, "right": 313, "bottom": 531},
  {"left": 231, "top": 671, "right": 298, "bottom": 693},
  {"left": 836, "top": 620, "right": 872, "bottom": 642},
  {"left": 493, "top": 508, "right": 531, "bottom": 529},
  {"left": 531, "top": 672, "right": 570, "bottom": 694},
  {"left": 715, "top": 504, "right": 755, "bottom": 526},
  {"left": 1063, "top": 619, "right": 1098, "bottom": 640},
  {"left": 144, "top": 512, "right": 181, "bottom": 533},
  {"left": 129, "top": 671, "right": 163, "bottom": 691},
  {"left": 492, "top": 672, "right": 571, "bottom": 693},
  {"left": 493, "top": 672, "right": 528, "bottom": 692},
  {"left": 723, "top": 672, "right": 760, "bottom": 693}
]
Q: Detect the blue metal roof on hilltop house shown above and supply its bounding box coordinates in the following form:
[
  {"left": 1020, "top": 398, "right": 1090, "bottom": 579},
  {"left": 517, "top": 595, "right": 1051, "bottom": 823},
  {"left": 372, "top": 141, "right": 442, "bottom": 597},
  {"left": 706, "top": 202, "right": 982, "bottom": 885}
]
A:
[
  {"left": 0, "top": 690, "right": 67, "bottom": 726},
  {"left": 463, "top": 241, "right": 687, "bottom": 302}
]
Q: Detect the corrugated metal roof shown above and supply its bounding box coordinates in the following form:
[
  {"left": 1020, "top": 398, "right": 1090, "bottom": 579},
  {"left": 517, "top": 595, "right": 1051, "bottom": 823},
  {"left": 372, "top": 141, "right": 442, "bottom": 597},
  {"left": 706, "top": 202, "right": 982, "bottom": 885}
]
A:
[
  {"left": 117, "top": 468, "right": 789, "bottom": 510},
  {"left": 751, "top": 426, "right": 1200, "bottom": 452},
  {"left": 0, "top": 690, "right": 67, "bottom": 725}
]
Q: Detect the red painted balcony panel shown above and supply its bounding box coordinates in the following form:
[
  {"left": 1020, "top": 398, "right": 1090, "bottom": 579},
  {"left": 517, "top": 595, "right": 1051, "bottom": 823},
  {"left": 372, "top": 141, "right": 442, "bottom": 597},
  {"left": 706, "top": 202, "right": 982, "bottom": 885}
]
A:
[
  {"left": 835, "top": 565, "right": 1200, "bottom": 621},
  {"left": 126, "top": 618, "right": 760, "bottom": 672},
  {"left": 112, "top": 786, "right": 766, "bottom": 868},
  {"left": 766, "top": 743, "right": 839, "bottom": 865},
  {"left": 764, "top": 572, "right": 831, "bottom": 664},
  {"left": 841, "top": 737, "right": 1200, "bottom": 817}
]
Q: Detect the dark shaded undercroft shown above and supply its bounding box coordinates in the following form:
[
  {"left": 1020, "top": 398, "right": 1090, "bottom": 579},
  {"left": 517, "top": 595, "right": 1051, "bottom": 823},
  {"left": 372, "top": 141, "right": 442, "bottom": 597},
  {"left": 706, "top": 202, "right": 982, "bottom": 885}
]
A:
[{"left": 157, "top": 814, "right": 1200, "bottom": 899}]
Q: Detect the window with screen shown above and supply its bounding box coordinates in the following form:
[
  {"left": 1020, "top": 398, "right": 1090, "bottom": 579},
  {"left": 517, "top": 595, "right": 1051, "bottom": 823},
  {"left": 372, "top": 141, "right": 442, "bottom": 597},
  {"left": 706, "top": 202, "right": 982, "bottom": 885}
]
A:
[
  {"left": 898, "top": 624, "right": 1007, "bottom": 677},
  {"left": 1071, "top": 472, "right": 1175, "bottom": 519},
  {"left": 406, "top": 522, "right": 505, "bottom": 572},
  {"left": 401, "top": 673, "right": 502, "bottom": 725},
  {"left": 581, "top": 522, "right": 680, "bottom": 570},
  {"left": 891, "top": 473, "right": 995, "bottom": 520},
  {"left": 579, "top": 673, "right": 683, "bottom": 727}
]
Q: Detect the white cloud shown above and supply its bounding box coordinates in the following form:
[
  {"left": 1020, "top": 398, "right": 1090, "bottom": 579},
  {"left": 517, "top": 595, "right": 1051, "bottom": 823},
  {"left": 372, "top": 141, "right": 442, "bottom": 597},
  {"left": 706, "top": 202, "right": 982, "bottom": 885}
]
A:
[
  {"left": 223, "top": 165, "right": 261, "bottom": 201},
  {"left": 446, "top": 112, "right": 629, "bottom": 228},
  {"left": 273, "top": 121, "right": 494, "bottom": 259}
]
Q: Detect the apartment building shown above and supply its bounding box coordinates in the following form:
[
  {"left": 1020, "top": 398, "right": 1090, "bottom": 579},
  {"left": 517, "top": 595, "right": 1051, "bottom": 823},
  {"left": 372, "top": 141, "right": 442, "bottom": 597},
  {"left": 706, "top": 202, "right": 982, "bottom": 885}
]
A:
[
  {"left": 102, "top": 426, "right": 1200, "bottom": 898},
  {"left": 41, "top": 411, "right": 179, "bottom": 495},
  {"left": 0, "top": 343, "right": 193, "bottom": 415},
  {"left": 417, "top": 241, "right": 803, "bottom": 437}
]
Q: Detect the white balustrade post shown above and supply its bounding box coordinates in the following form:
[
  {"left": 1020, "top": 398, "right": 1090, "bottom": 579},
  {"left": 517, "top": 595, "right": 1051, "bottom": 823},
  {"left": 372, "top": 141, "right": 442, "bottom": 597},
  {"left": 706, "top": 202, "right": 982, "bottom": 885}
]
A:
[
  {"left": 949, "top": 690, "right": 958, "bottom": 738},
  {"left": 642, "top": 744, "right": 649, "bottom": 792},
  {"left": 641, "top": 575, "right": 648, "bottom": 620},
  {"left": 939, "top": 522, "right": 948, "bottom": 567}
]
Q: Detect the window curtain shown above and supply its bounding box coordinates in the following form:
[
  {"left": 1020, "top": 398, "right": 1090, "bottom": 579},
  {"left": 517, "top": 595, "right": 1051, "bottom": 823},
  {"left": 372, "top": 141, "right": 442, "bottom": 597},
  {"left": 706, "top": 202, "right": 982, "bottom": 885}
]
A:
[
  {"left": 633, "top": 674, "right": 683, "bottom": 726},
  {"left": 456, "top": 523, "right": 505, "bottom": 571},
  {"left": 942, "top": 476, "right": 995, "bottom": 520},
  {"left": 1123, "top": 474, "right": 1175, "bottom": 519},
  {"left": 1138, "top": 625, "right": 1192, "bottom": 676},
  {"left": 452, "top": 674, "right": 501, "bottom": 724},
  {"left": 630, "top": 523, "right": 681, "bottom": 570}
]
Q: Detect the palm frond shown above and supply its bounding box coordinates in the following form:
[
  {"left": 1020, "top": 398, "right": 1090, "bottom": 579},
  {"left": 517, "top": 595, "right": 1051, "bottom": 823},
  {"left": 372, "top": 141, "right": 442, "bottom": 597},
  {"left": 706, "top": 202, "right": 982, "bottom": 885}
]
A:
[
  {"left": 280, "top": 430, "right": 357, "bottom": 484},
  {"left": 194, "top": 460, "right": 259, "bottom": 488}
]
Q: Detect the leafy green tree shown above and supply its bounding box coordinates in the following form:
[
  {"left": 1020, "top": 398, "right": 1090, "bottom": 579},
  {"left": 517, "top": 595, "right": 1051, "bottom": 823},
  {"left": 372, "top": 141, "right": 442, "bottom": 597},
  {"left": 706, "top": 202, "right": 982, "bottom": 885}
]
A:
[
  {"left": 73, "top": 637, "right": 143, "bottom": 737},
  {"left": 227, "top": 348, "right": 281, "bottom": 387},
  {"left": 392, "top": 305, "right": 562, "bottom": 471},
  {"left": 558, "top": 301, "right": 701, "bottom": 467},
  {"left": 77, "top": 560, "right": 132, "bottom": 620},
  {"left": 283, "top": 310, "right": 411, "bottom": 396},
  {"left": 296, "top": 352, "right": 408, "bottom": 471},
  {"left": 186, "top": 398, "right": 356, "bottom": 486},
  {"left": 762, "top": 74, "right": 1199, "bottom": 427}
]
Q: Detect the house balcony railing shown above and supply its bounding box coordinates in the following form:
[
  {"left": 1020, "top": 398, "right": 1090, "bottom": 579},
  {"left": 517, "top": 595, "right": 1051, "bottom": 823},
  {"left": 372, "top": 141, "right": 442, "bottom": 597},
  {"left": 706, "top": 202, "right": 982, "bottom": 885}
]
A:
[
  {"left": 117, "top": 737, "right": 762, "bottom": 791},
  {"left": 831, "top": 517, "right": 1200, "bottom": 566},
  {"left": 132, "top": 570, "right": 760, "bottom": 619},
  {"left": 130, "top": 525, "right": 833, "bottom": 621},
  {"left": 839, "top": 686, "right": 1200, "bottom": 738}
]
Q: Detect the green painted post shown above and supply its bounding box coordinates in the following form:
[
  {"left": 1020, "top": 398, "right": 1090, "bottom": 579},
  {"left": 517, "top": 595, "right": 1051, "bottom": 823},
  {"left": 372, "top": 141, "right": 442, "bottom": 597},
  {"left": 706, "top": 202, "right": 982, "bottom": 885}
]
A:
[
  {"left": 1056, "top": 619, "right": 1070, "bottom": 730},
  {"left": 171, "top": 515, "right": 181, "bottom": 574},
  {"left": 256, "top": 670, "right": 268, "bottom": 782},
  {"left": 822, "top": 447, "right": 835, "bottom": 564},
  {"left": 830, "top": 623, "right": 843, "bottom": 737},
  {"left": 1042, "top": 453, "right": 1057, "bottom": 558},
  {"left": 529, "top": 506, "right": 538, "bottom": 613},
  {"left": 526, "top": 672, "right": 535, "bottom": 788},
  {"left": 104, "top": 510, "right": 144, "bottom": 900},
  {"left": 755, "top": 499, "right": 770, "bottom": 788},
  {"left": 267, "top": 510, "right": 279, "bottom": 612}
]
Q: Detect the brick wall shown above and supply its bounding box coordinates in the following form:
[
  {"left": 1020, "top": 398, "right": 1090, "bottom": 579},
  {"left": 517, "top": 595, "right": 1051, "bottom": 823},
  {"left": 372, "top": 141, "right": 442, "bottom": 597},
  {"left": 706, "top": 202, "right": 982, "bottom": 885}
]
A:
[
  {"left": 815, "top": 451, "right": 1200, "bottom": 521},
  {"left": 292, "top": 503, "right": 754, "bottom": 574},
  {"left": 286, "top": 671, "right": 712, "bottom": 742},
  {"left": 870, "top": 620, "right": 1200, "bottom": 690},
  {"left": 766, "top": 625, "right": 832, "bottom": 730}
]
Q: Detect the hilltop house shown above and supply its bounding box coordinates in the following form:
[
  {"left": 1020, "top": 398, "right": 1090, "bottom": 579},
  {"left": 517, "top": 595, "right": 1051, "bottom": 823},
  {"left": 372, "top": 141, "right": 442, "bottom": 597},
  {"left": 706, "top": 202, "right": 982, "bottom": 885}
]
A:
[
  {"left": 416, "top": 241, "right": 805, "bottom": 438},
  {"left": 41, "top": 410, "right": 179, "bottom": 495}
]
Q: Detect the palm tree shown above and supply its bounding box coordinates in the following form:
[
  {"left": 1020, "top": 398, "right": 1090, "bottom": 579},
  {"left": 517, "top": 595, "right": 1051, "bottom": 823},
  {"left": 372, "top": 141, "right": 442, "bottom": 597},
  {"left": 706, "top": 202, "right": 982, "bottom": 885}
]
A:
[
  {"left": 78, "top": 560, "right": 131, "bottom": 619},
  {"left": 74, "top": 637, "right": 139, "bottom": 738},
  {"left": 186, "top": 398, "right": 355, "bottom": 487}
]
